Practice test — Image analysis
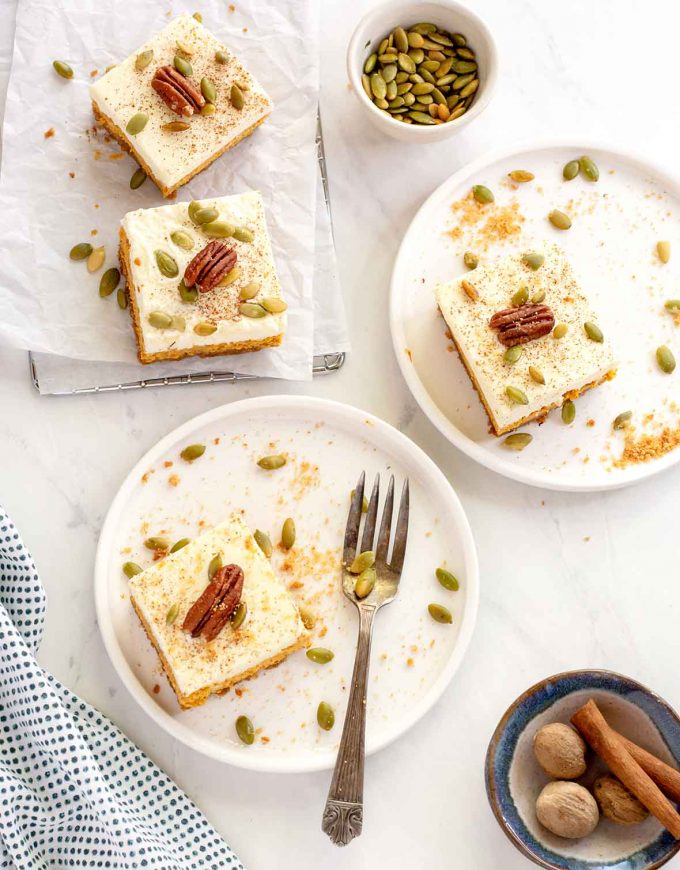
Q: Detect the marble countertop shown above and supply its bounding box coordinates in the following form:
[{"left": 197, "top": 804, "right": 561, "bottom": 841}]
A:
[{"left": 2, "top": 0, "right": 680, "bottom": 867}]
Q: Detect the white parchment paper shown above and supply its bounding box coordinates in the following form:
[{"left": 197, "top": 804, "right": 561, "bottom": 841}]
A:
[{"left": 0, "top": 0, "right": 321, "bottom": 380}]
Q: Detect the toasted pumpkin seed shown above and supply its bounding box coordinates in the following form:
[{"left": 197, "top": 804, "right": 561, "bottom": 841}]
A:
[
  {"left": 70, "top": 242, "right": 93, "bottom": 261},
  {"left": 562, "top": 399, "right": 576, "bottom": 424},
  {"left": 579, "top": 155, "right": 599, "bottom": 182},
  {"left": 317, "top": 701, "right": 335, "bottom": 731},
  {"left": 126, "top": 112, "right": 149, "bottom": 135},
  {"left": 194, "top": 321, "right": 217, "bottom": 336},
  {"left": 233, "top": 226, "right": 254, "bottom": 243},
  {"left": 529, "top": 365, "right": 545, "bottom": 385},
  {"left": 463, "top": 251, "right": 478, "bottom": 270},
  {"left": 504, "top": 345, "right": 523, "bottom": 364},
  {"left": 428, "top": 603, "right": 452, "bottom": 624},
  {"left": 170, "top": 538, "right": 191, "bottom": 553},
  {"left": 99, "top": 267, "right": 120, "bottom": 297},
  {"left": 522, "top": 251, "right": 544, "bottom": 271},
  {"left": 53, "top": 60, "right": 74, "bottom": 79},
  {"left": 354, "top": 566, "right": 376, "bottom": 599},
  {"left": 235, "top": 715, "right": 254, "bottom": 745},
  {"left": 393, "top": 26, "right": 409, "bottom": 52},
  {"left": 281, "top": 517, "right": 296, "bottom": 550},
  {"left": 351, "top": 489, "right": 369, "bottom": 513},
  {"left": 230, "top": 83, "right": 244, "bottom": 109},
  {"left": 173, "top": 55, "right": 192, "bottom": 76},
  {"left": 215, "top": 50, "right": 229, "bottom": 64},
  {"left": 664, "top": 300, "right": 680, "bottom": 312},
  {"left": 201, "top": 76, "right": 216, "bottom": 103},
  {"left": 364, "top": 52, "right": 378, "bottom": 74},
  {"left": 203, "top": 220, "right": 235, "bottom": 238},
  {"left": 201, "top": 103, "right": 216, "bottom": 116},
  {"left": 239, "top": 282, "right": 261, "bottom": 301},
  {"left": 87, "top": 246, "right": 105, "bottom": 273},
  {"left": 239, "top": 302, "right": 267, "bottom": 318},
  {"left": 254, "top": 529, "right": 273, "bottom": 558},
  {"left": 122, "top": 561, "right": 142, "bottom": 578},
  {"left": 148, "top": 311, "right": 173, "bottom": 329},
  {"left": 166, "top": 603, "right": 180, "bottom": 625},
  {"left": 512, "top": 285, "right": 529, "bottom": 306},
  {"left": 472, "top": 184, "right": 494, "bottom": 204},
  {"left": 509, "top": 170, "right": 534, "bottom": 183},
  {"left": 549, "top": 209, "right": 572, "bottom": 230},
  {"left": 261, "top": 297, "right": 287, "bottom": 314},
  {"left": 231, "top": 601, "right": 247, "bottom": 630},
  {"left": 408, "top": 110, "right": 436, "bottom": 124},
  {"left": 181, "top": 443, "right": 206, "bottom": 462},
  {"left": 657, "top": 240, "right": 671, "bottom": 264},
  {"left": 257, "top": 454, "right": 286, "bottom": 471},
  {"left": 307, "top": 647, "right": 334, "bottom": 665},
  {"left": 155, "top": 249, "right": 179, "bottom": 277},
  {"left": 208, "top": 553, "right": 222, "bottom": 579},
  {"left": 349, "top": 550, "right": 375, "bottom": 574},
  {"left": 584, "top": 321, "right": 603, "bottom": 342},
  {"left": 436, "top": 567, "right": 459, "bottom": 591},
  {"left": 656, "top": 345, "right": 676, "bottom": 373},
  {"left": 161, "top": 121, "right": 191, "bottom": 133},
  {"left": 459, "top": 79, "right": 479, "bottom": 98},
  {"left": 171, "top": 230, "right": 194, "bottom": 250},
  {"left": 191, "top": 206, "right": 219, "bottom": 225},
  {"left": 531, "top": 289, "right": 546, "bottom": 303},
  {"left": 144, "top": 536, "right": 169, "bottom": 551},
  {"left": 135, "top": 50, "right": 154, "bottom": 71},
  {"left": 117, "top": 288, "right": 128, "bottom": 310},
  {"left": 299, "top": 606, "right": 315, "bottom": 630},
  {"left": 613, "top": 411, "right": 632, "bottom": 430},
  {"left": 563, "top": 159, "right": 580, "bottom": 181},
  {"left": 130, "top": 167, "right": 147, "bottom": 189},
  {"left": 506, "top": 386, "right": 529, "bottom": 405},
  {"left": 178, "top": 280, "right": 198, "bottom": 304},
  {"left": 503, "top": 432, "right": 533, "bottom": 451},
  {"left": 461, "top": 279, "right": 478, "bottom": 301},
  {"left": 553, "top": 322, "right": 568, "bottom": 339},
  {"left": 382, "top": 64, "right": 398, "bottom": 84}
]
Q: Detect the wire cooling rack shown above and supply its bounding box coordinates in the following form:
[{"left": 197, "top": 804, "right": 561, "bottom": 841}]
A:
[{"left": 29, "top": 117, "right": 345, "bottom": 396}]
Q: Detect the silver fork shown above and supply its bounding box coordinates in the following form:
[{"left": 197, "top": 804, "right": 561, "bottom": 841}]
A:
[{"left": 321, "top": 471, "right": 410, "bottom": 847}]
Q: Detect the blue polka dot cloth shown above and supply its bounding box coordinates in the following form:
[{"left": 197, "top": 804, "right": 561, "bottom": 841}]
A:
[{"left": 0, "top": 508, "right": 244, "bottom": 870}]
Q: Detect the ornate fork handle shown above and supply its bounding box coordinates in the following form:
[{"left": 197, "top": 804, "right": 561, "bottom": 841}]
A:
[{"left": 321, "top": 605, "right": 375, "bottom": 846}]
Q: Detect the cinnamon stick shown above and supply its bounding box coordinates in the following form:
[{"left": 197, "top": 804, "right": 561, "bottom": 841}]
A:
[
  {"left": 612, "top": 730, "right": 680, "bottom": 804},
  {"left": 571, "top": 700, "right": 680, "bottom": 839}
]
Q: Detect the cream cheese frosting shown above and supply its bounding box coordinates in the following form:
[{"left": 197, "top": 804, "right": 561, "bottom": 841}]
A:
[
  {"left": 129, "top": 515, "right": 305, "bottom": 698},
  {"left": 122, "top": 190, "right": 285, "bottom": 355},
  {"left": 436, "top": 244, "right": 617, "bottom": 432},
  {"left": 90, "top": 14, "right": 272, "bottom": 189}
]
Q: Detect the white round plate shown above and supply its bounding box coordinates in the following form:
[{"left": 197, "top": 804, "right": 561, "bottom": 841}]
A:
[
  {"left": 390, "top": 141, "right": 680, "bottom": 491},
  {"left": 95, "top": 396, "right": 478, "bottom": 772}
]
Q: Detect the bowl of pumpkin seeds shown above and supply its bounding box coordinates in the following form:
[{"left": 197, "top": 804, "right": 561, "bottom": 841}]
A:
[{"left": 347, "top": 0, "right": 498, "bottom": 141}]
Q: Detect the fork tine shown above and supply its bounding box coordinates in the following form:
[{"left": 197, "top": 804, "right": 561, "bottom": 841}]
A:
[
  {"left": 359, "top": 474, "right": 380, "bottom": 554},
  {"left": 388, "top": 479, "right": 410, "bottom": 573},
  {"left": 375, "top": 474, "right": 394, "bottom": 564},
  {"left": 343, "top": 471, "right": 365, "bottom": 565}
]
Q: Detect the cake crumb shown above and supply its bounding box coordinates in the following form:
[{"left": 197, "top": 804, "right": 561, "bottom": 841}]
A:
[
  {"left": 616, "top": 426, "right": 680, "bottom": 467},
  {"left": 164, "top": 460, "right": 173, "bottom": 468},
  {"left": 406, "top": 658, "right": 414, "bottom": 668},
  {"left": 141, "top": 469, "right": 155, "bottom": 484},
  {"left": 43, "top": 128, "right": 55, "bottom": 139},
  {"left": 168, "top": 474, "right": 180, "bottom": 487},
  {"left": 152, "top": 684, "right": 160, "bottom": 694}
]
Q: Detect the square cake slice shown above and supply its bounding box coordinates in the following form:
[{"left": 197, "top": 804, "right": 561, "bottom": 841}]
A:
[
  {"left": 120, "top": 190, "right": 286, "bottom": 363},
  {"left": 129, "top": 514, "right": 309, "bottom": 709},
  {"left": 436, "top": 245, "right": 617, "bottom": 435},
  {"left": 90, "top": 14, "right": 272, "bottom": 196}
]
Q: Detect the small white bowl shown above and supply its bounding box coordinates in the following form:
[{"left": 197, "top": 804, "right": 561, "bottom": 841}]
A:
[{"left": 346, "top": 0, "right": 498, "bottom": 142}]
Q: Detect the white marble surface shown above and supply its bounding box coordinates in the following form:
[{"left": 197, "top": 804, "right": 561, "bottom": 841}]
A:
[{"left": 2, "top": 0, "right": 680, "bottom": 867}]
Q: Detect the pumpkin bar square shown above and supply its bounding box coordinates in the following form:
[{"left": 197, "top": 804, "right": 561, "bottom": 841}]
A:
[
  {"left": 120, "top": 190, "right": 286, "bottom": 364},
  {"left": 90, "top": 14, "right": 272, "bottom": 196},
  {"left": 435, "top": 245, "right": 617, "bottom": 436},
  {"left": 128, "top": 514, "right": 309, "bottom": 710}
]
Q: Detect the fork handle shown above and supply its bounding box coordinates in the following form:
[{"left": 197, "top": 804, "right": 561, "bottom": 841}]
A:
[{"left": 321, "top": 605, "right": 375, "bottom": 846}]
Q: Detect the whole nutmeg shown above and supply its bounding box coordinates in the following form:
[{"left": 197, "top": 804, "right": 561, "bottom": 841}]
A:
[
  {"left": 594, "top": 775, "right": 649, "bottom": 825},
  {"left": 533, "top": 723, "right": 587, "bottom": 779},
  {"left": 536, "top": 781, "right": 599, "bottom": 839}
]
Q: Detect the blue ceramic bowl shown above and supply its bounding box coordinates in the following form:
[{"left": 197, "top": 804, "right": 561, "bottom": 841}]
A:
[{"left": 486, "top": 670, "right": 680, "bottom": 870}]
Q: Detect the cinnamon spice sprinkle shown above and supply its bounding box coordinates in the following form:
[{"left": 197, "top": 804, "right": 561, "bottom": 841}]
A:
[{"left": 615, "top": 426, "right": 680, "bottom": 467}]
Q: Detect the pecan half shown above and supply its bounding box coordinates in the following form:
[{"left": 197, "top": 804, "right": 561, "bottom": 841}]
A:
[
  {"left": 182, "top": 564, "right": 244, "bottom": 641},
  {"left": 151, "top": 66, "right": 205, "bottom": 117},
  {"left": 489, "top": 303, "right": 555, "bottom": 347},
  {"left": 184, "top": 240, "right": 237, "bottom": 293}
]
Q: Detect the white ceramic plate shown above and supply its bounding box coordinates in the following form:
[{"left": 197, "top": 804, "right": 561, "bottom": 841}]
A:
[
  {"left": 390, "top": 141, "right": 680, "bottom": 491},
  {"left": 95, "top": 396, "right": 478, "bottom": 772}
]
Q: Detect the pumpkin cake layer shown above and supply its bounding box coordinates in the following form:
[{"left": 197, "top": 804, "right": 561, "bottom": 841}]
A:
[{"left": 128, "top": 515, "right": 308, "bottom": 710}]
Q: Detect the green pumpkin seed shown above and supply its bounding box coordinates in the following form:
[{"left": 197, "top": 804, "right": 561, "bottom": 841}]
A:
[
  {"left": 430, "top": 31, "right": 453, "bottom": 47},
  {"left": 231, "top": 84, "right": 245, "bottom": 109},
  {"left": 351, "top": 489, "right": 369, "bottom": 513},
  {"left": 452, "top": 32, "right": 467, "bottom": 46},
  {"left": 170, "top": 230, "right": 194, "bottom": 250},
  {"left": 239, "top": 302, "right": 267, "bottom": 318},
  {"left": 361, "top": 74, "right": 372, "bottom": 97},
  {"left": 504, "top": 345, "right": 523, "bottom": 364},
  {"left": 374, "top": 98, "right": 389, "bottom": 110},
  {"left": 201, "top": 76, "right": 216, "bottom": 103},
  {"left": 203, "top": 220, "right": 235, "bottom": 238},
  {"left": 412, "top": 82, "right": 434, "bottom": 95},
  {"left": 170, "top": 538, "right": 191, "bottom": 553},
  {"left": 180, "top": 443, "right": 206, "bottom": 462},
  {"left": 231, "top": 601, "right": 247, "bottom": 630},
  {"left": 126, "top": 112, "right": 149, "bottom": 135},
  {"left": 398, "top": 52, "right": 416, "bottom": 73},
  {"left": 239, "top": 282, "right": 261, "bottom": 300},
  {"left": 317, "top": 701, "right": 335, "bottom": 731},
  {"left": 428, "top": 603, "right": 453, "bottom": 624},
  {"left": 408, "top": 110, "right": 436, "bottom": 124},
  {"left": 579, "top": 155, "right": 599, "bottom": 182},
  {"left": 155, "top": 249, "right": 179, "bottom": 278},
  {"left": 657, "top": 240, "right": 671, "bottom": 264},
  {"left": 122, "top": 561, "right": 142, "bottom": 578},
  {"left": 393, "top": 26, "right": 409, "bottom": 52},
  {"left": 173, "top": 55, "right": 192, "bottom": 76},
  {"left": 506, "top": 386, "right": 529, "bottom": 405},
  {"left": 281, "top": 517, "right": 296, "bottom": 550},
  {"left": 144, "top": 536, "right": 169, "bottom": 551},
  {"left": 194, "top": 321, "right": 217, "bottom": 336},
  {"left": 452, "top": 72, "right": 474, "bottom": 89},
  {"left": 130, "top": 167, "right": 147, "bottom": 189},
  {"left": 420, "top": 60, "right": 440, "bottom": 73},
  {"left": 178, "top": 280, "right": 198, "bottom": 304},
  {"left": 148, "top": 311, "right": 173, "bottom": 329},
  {"left": 261, "top": 297, "right": 287, "bottom": 314},
  {"left": 549, "top": 209, "right": 572, "bottom": 230},
  {"left": 463, "top": 251, "right": 478, "bottom": 270},
  {"left": 235, "top": 715, "right": 255, "bottom": 745},
  {"left": 201, "top": 102, "right": 216, "bottom": 116},
  {"left": 503, "top": 432, "right": 533, "bottom": 451},
  {"left": 436, "top": 567, "right": 459, "bottom": 591},
  {"left": 254, "top": 529, "right": 273, "bottom": 558},
  {"left": 553, "top": 322, "right": 568, "bottom": 339},
  {"left": 99, "top": 267, "right": 120, "bottom": 298},
  {"left": 584, "top": 321, "right": 603, "bottom": 342},
  {"left": 531, "top": 289, "right": 546, "bottom": 303},
  {"left": 656, "top": 345, "right": 676, "bottom": 374},
  {"left": 166, "top": 603, "right": 180, "bottom": 626},
  {"left": 87, "top": 246, "right": 105, "bottom": 273},
  {"left": 613, "top": 411, "right": 632, "bottom": 430},
  {"left": 522, "top": 251, "right": 544, "bottom": 271},
  {"left": 208, "top": 553, "right": 222, "bottom": 579},
  {"left": 472, "top": 184, "right": 494, "bottom": 204},
  {"left": 349, "top": 550, "right": 375, "bottom": 574},
  {"left": 161, "top": 121, "right": 191, "bottom": 133},
  {"left": 664, "top": 300, "right": 680, "bottom": 312},
  {"left": 215, "top": 50, "right": 229, "bottom": 64},
  {"left": 447, "top": 105, "right": 468, "bottom": 122},
  {"left": 562, "top": 399, "right": 576, "bottom": 424},
  {"left": 512, "top": 285, "right": 529, "bottom": 306},
  {"left": 563, "top": 159, "right": 580, "bottom": 181},
  {"left": 53, "top": 60, "right": 74, "bottom": 79},
  {"left": 117, "top": 288, "right": 128, "bottom": 309},
  {"left": 385, "top": 80, "right": 398, "bottom": 100},
  {"left": 382, "top": 64, "right": 398, "bottom": 84},
  {"left": 451, "top": 59, "right": 476, "bottom": 74},
  {"left": 459, "top": 79, "right": 479, "bottom": 99},
  {"left": 192, "top": 206, "right": 219, "bottom": 225},
  {"left": 370, "top": 72, "right": 387, "bottom": 100},
  {"left": 354, "top": 566, "right": 376, "bottom": 599},
  {"left": 299, "top": 606, "right": 315, "bottom": 630},
  {"left": 529, "top": 366, "right": 545, "bottom": 385},
  {"left": 509, "top": 170, "right": 535, "bottom": 183},
  {"left": 411, "top": 23, "right": 437, "bottom": 34},
  {"left": 306, "top": 647, "right": 334, "bottom": 665},
  {"left": 232, "top": 226, "right": 254, "bottom": 243},
  {"left": 408, "top": 31, "right": 425, "bottom": 48},
  {"left": 257, "top": 454, "right": 286, "bottom": 470},
  {"left": 364, "top": 53, "right": 378, "bottom": 74},
  {"left": 135, "top": 50, "right": 154, "bottom": 71},
  {"left": 70, "top": 242, "right": 93, "bottom": 261}
]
